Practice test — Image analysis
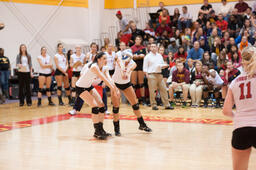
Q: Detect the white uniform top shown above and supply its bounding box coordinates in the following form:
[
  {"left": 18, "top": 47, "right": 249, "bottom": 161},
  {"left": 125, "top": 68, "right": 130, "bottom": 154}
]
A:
[
  {"left": 87, "top": 52, "right": 97, "bottom": 63},
  {"left": 71, "top": 53, "right": 86, "bottom": 72},
  {"left": 112, "top": 50, "right": 135, "bottom": 84},
  {"left": 230, "top": 71, "right": 256, "bottom": 129},
  {"left": 206, "top": 69, "right": 224, "bottom": 86},
  {"left": 20, "top": 56, "right": 29, "bottom": 72},
  {"left": 38, "top": 55, "right": 52, "bottom": 74},
  {"left": 55, "top": 53, "right": 67, "bottom": 71},
  {"left": 76, "top": 62, "right": 98, "bottom": 88},
  {"left": 105, "top": 51, "right": 115, "bottom": 70}
]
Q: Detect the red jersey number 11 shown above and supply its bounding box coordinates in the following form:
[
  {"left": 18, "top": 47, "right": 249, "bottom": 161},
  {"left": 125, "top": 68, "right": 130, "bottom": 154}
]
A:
[{"left": 239, "top": 82, "right": 252, "bottom": 100}]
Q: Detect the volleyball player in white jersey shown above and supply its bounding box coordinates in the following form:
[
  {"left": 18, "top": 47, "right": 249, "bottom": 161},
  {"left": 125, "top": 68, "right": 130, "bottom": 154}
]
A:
[
  {"left": 105, "top": 43, "right": 116, "bottom": 76},
  {"left": 223, "top": 47, "right": 256, "bottom": 170},
  {"left": 37, "top": 47, "right": 55, "bottom": 106},
  {"left": 70, "top": 46, "right": 86, "bottom": 105},
  {"left": 86, "top": 42, "right": 98, "bottom": 63},
  {"left": 110, "top": 42, "right": 152, "bottom": 136},
  {"left": 54, "top": 43, "right": 71, "bottom": 106},
  {"left": 76, "top": 52, "right": 117, "bottom": 140}
]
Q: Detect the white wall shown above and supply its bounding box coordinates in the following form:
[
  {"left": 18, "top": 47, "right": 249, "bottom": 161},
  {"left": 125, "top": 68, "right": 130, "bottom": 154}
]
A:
[
  {"left": 0, "top": 1, "right": 254, "bottom": 73},
  {"left": 0, "top": 2, "right": 90, "bottom": 72}
]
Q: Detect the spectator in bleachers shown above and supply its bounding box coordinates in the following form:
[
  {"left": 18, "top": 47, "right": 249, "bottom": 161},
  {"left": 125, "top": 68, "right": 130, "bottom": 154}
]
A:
[
  {"left": 202, "top": 64, "right": 223, "bottom": 108},
  {"left": 157, "top": 30, "right": 171, "bottom": 49},
  {"left": 235, "top": 0, "right": 249, "bottom": 15},
  {"left": 199, "top": 0, "right": 213, "bottom": 24},
  {"left": 244, "top": 7, "right": 252, "bottom": 20},
  {"left": 201, "top": 51, "right": 215, "bottom": 67},
  {"left": 217, "top": 50, "right": 228, "bottom": 70},
  {"left": 222, "top": 31, "right": 230, "bottom": 49},
  {"left": 0, "top": 48, "right": 10, "bottom": 100},
  {"left": 221, "top": 60, "right": 241, "bottom": 99},
  {"left": 143, "top": 43, "right": 173, "bottom": 110},
  {"left": 116, "top": 10, "right": 131, "bottom": 35},
  {"left": 211, "top": 36, "right": 225, "bottom": 62},
  {"left": 144, "top": 23, "right": 155, "bottom": 40},
  {"left": 208, "top": 10, "right": 218, "bottom": 24},
  {"left": 207, "top": 28, "right": 218, "bottom": 48},
  {"left": 178, "top": 6, "right": 192, "bottom": 32},
  {"left": 232, "top": 8, "right": 245, "bottom": 28},
  {"left": 220, "top": 0, "right": 233, "bottom": 21},
  {"left": 197, "top": 13, "right": 205, "bottom": 26},
  {"left": 190, "top": 61, "right": 205, "bottom": 107},
  {"left": 129, "top": 22, "right": 145, "bottom": 47},
  {"left": 169, "top": 61, "right": 190, "bottom": 108},
  {"left": 167, "top": 38, "right": 179, "bottom": 54},
  {"left": 174, "top": 29, "right": 182, "bottom": 46},
  {"left": 187, "top": 41, "right": 204, "bottom": 62},
  {"left": 174, "top": 46, "right": 187, "bottom": 63},
  {"left": 239, "top": 19, "right": 254, "bottom": 38},
  {"left": 226, "top": 37, "right": 236, "bottom": 53},
  {"left": 238, "top": 36, "right": 252, "bottom": 52},
  {"left": 216, "top": 13, "right": 228, "bottom": 33},
  {"left": 228, "top": 45, "right": 241, "bottom": 60},
  {"left": 182, "top": 35, "right": 192, "bottom": 52},
  {"left": 131, "top": 36, "right": 147, "bottom": 105},
  {"left": 199, "top": 36, "right": 211, "bottom": 52},
  {"left": 230, "top": 51, "right": 242, "bottom": 69},
  {"left": 227, "top": 15, "right": 238, "bottom": 37},
  {"left": 156, "top": 22, "right": 172, "bottom": 37},
  {"left": 193, "top": 27, "right": 205, "bottom": 43},
  {"left": 157, "top": 2, "right": 168, "bottom": 15},
  {"left": 171, "top": 8, "right": 180, "bottom": 28},
  {"left": 159, "top": 9, "right": 170, "bottom": 25},
  {"left": 186, "top": 58, "right": 195, "bottom": 73},
  {"left": 16, "top": 44, "right": 32, "bottom": 106}
]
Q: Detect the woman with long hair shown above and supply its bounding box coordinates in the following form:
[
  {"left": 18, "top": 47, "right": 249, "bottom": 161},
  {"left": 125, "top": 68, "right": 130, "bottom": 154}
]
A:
[
  {"left": 75, "top": 52, "right": 117, "bottom": 140},
  {"left": 111, "top": 45, "right": 152, "bottom": 136},
  {"left": 70, "top": 46, "right": 86, "bottom": 105},
  {"left": 86, "top": 42, "right": 98, "bottom": 63},
  {"left": 223, "top": 47, "right": 256, "bottom": 170},
  {"left": 16, "top": 44, "right": 33, "bottom": 106},
  {"left": 54, "top": 43, "right": 71, "bottom": 106},
  {"left": 37, "top": 47, "right": 55, "bottom": 106},
  {"left": 189, "top": 61, "right": 205, "bottom": 107},
  {"left": 131, "top": 36, "right": 146, "bottom": 105}
]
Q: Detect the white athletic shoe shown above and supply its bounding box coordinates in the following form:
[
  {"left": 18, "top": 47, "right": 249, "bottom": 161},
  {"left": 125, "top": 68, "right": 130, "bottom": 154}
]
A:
[
  {"left": 105, "top": 110, "right": 111, "bottom": 115},
  {"left": 68, "top": 109, "right": 77, "bottom": 116}
]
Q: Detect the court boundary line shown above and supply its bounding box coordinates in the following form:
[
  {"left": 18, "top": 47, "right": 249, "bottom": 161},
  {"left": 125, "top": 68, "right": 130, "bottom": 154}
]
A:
[{"left": 0, "top": 113, "right": 233, "bottom": 133}]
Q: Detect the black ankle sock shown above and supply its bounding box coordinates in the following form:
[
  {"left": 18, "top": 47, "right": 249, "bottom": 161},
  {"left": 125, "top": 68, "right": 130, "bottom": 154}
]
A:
[
  {"left": 48, "top": 97, "right": 52, "bottom": 102},
  {"left": 113, "top": 121, "right": 120, "bottom": 131},
  {"left": 68, "top": 95, "right": 71, "bottom": 102},
  {"left": 58, "top": 96, "right": 62, "bottom": 102},
  {"left": 137, "top": 117, "right": 146, "bottom": 126}
]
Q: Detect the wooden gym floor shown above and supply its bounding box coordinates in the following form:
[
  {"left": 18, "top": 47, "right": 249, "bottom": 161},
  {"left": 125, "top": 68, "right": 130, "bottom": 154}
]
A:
[{"left": 0, "top": 97, "right": 255, "bottom": 170}]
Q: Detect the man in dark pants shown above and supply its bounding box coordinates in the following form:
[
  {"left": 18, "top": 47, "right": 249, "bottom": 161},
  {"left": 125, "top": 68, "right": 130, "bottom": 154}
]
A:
[{"left": 0, "top": 48, "right": 10, "bottom": 103}]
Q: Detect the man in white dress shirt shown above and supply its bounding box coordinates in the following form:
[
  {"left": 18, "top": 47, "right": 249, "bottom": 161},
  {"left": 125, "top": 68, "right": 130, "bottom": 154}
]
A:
[{"left": 143, "top": 43, "right": 173, "bottom": 110}]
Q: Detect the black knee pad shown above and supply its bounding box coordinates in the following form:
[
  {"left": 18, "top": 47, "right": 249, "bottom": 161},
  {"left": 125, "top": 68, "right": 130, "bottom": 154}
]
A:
[
  {"left": 113, "top": 107, "right": 119, "bottom": 114},
  {"left": 46, "top": 88, "right": 50, "bottom": 92},
  {"left": 38, "top": 88, "right": 43, "bottom": 93},
  {"left": 71, "top": 88, "right": 76, "bottom": 92},
  {"left": 132, "top": 103, "right": 139, "bottom": 111},
  {"left": 65, "top": 87, "right": 70, "bottom": 91},
  {"left": 92, "top": 107, "right": 99, "bottom": 114},
  {"left": 138, "top": 84, "right": 144, "bottom": 88},
  {"left": 57, "top": 86, "right": 62, "bottom": 91},
  {"left": 99, "top": 107, "right": 106, "bottom": 113}
]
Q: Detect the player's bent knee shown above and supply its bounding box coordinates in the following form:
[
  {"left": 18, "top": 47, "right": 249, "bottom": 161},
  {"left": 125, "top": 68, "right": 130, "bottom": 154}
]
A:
[
  {"left": 113, "top": 107, "right": 119, "bottom": 114},
  {"left": 132, "top": 103, "right": 139, "bottom": 111},
  {"left": 92, "top": 107, "right": 99, "bottom": 114}
]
